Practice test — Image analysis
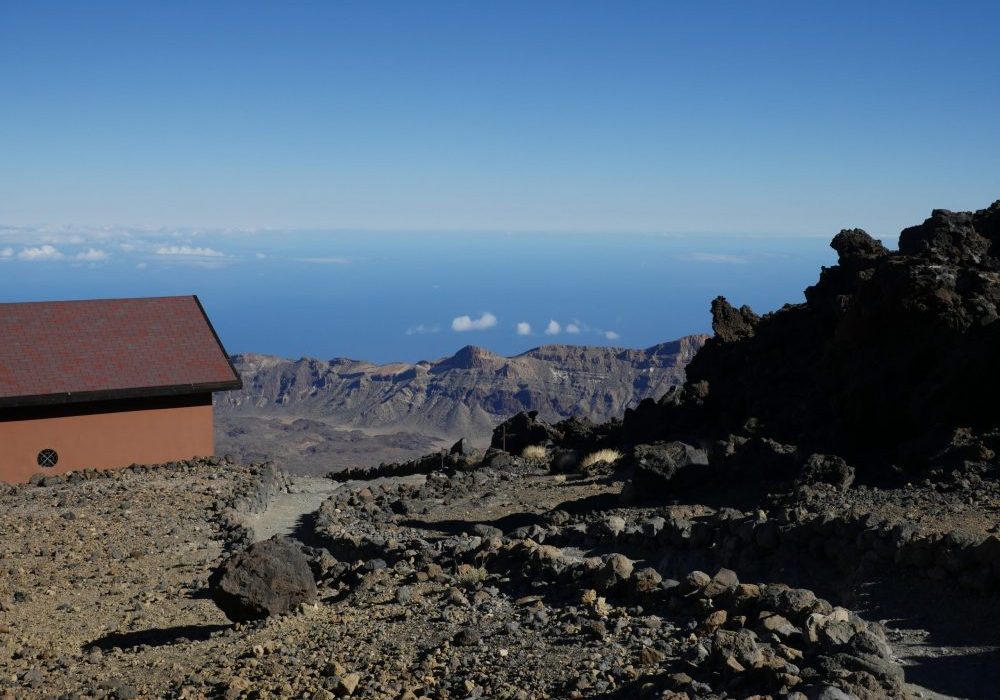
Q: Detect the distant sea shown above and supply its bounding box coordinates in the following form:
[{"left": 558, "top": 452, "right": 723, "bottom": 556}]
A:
[{"left": 0, "top": 231, "right": 890, "bottom": 363}]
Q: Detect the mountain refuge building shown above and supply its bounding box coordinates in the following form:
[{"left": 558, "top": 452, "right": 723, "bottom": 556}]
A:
[{"left": 0, "top": 296, "right": 242, "bottom": 483}]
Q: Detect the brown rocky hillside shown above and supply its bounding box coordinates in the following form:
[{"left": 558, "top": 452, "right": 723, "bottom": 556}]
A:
[{"left": 215, "top": 337, "right": 705, "bottom": 474}]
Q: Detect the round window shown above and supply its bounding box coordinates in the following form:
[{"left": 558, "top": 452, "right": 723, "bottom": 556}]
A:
[{"left": 37, "top": 449, "right": 58, "bottom": 468}]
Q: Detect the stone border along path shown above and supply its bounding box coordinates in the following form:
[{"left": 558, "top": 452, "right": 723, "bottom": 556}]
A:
[
  {"left": 245, "top": 475, "right": 342, "bottom": 541},
  {"left": 243, "top": 469, "right": 985, "bottom": 699},
  {"left": 246, "top": 473, "right": 427, "bottom": 542}
]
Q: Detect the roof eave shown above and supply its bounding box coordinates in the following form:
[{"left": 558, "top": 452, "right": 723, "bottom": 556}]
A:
[{"left": 0, "top": 379, "right": 243, "bottom": 410}]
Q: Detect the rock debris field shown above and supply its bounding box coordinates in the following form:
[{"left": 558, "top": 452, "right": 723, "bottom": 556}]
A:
[{"left": 0, "top": 451, "right": 995, "bottom": 700}]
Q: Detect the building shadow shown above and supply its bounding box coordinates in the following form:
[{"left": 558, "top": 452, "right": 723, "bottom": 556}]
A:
[
  {"left": 400, "top": 510, "right": 546, "bottom": 536},
  {"left": 86, "top": 623, "right": 230, "bottom": 651},
  {"left": 901, "top": 647, "right": 1000, "bottom": 700}
]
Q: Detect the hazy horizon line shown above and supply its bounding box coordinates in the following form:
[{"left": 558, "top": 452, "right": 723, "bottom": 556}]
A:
[{"left": 0, "top": 222, "right": 901, "bottom": 241}]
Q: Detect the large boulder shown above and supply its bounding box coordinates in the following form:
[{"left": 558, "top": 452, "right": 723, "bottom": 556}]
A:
[
  {"left": 209, "top": 536, "right": 318, "bottom": 623},
  {"left": 490, "top": 411, "right": 563, "bottom": 455},
  {"left": 621, "top": 388, "right": 693, "bottom": 445},
  {"left": 629, "top": 441, "right": 709, "bottom": 495},
  {"left": 552, "top": 416, "right": 599, "bottom": 450}
]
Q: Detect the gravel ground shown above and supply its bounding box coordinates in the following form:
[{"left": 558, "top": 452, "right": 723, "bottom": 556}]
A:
[{"left": 0, "top": 459, "right": 996, "bottom": 699}]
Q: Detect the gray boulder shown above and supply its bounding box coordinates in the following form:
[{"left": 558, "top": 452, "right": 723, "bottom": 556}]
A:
[{"left": 209, "top": 536, "right": 317, "bottom": 622}]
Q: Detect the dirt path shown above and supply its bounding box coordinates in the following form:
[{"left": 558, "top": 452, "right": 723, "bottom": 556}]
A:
[
  {"left": 246, "top": 475, "right": 342, "bottom": 541},
  {"left": 246, "top": 473, "right": 428, "bottom": 542}
]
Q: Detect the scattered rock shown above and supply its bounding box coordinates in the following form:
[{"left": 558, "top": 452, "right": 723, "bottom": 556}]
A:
[
  {"left": 453, "top": 628, "right": 482, "bottom": 646},
  {"left": 629, "top": 441, "right": 710, "bottom": 494}
]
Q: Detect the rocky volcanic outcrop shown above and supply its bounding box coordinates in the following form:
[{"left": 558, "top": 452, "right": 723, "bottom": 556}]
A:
[{"left": 624, "top": 201, "right": 1000, "bottom": 472}]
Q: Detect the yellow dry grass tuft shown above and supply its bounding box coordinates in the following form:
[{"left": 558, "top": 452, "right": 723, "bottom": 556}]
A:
[
  {"left": 579, "top": 448, "right": 623, "bottom": 471},
  {"left": 521, "top": 445, "right": 549, "bottom": 461}
]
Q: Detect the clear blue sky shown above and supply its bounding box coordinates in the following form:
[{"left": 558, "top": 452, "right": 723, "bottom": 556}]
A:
[
  {"left": 1, "top": 3, "right": 999, "bottom": 361},
  {"left": 2, "top": 1, "right": 998, "bottom": 236}
]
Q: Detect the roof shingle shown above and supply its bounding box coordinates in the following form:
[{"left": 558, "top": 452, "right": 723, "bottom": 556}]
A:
[{"left": 0, "top": 295, "right": 241, "bottom": 408}]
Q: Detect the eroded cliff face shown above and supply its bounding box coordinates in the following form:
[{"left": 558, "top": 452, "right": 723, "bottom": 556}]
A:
[{"left": 218, "top": 336, "right": 706, "bottom": 439}]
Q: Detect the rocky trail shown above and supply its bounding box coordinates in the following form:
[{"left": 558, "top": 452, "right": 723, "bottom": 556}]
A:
[
  {"left": 246, "top": 476, "right": 342, "bottom": 541},
  {"left": 246, "top": 473, "right": 428, "bottom": 543}
]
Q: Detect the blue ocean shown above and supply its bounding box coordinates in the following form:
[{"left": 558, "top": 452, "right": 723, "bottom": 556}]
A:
[{"left": 0, "top": 231, "right": 885, "bottom": 363}]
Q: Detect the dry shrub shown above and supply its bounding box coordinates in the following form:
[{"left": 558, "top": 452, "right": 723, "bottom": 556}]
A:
[
  {"left": 521, "top": 445, "right": 549, "bottom": 461},
  {"left": 579, "top": 448, "right": 623, "bottom": 472},
  {"left": 456, "top": 564, "right": 488, "bottom": 588}
]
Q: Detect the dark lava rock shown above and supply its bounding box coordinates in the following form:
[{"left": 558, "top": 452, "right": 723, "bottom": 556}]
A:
[
  {"left": 482, "top": 448, "right": 516, "bottom": 470},
  {"left": 622, "top": 389, "right": 690, "bottom": 445},
  {"left": 209, "top": 536, "right": 318, "bottom": 623},
  {"left": 797, "top": 453, "right": 855, "bottom": 490},
  {"left": 629, "top": 441, "right": 709, "bottom": 494},
  {"left": 449, "top": 438, "right": 469, "bottom": 455},
  {"left": 552, "top": 415, "right": 613, "bottom": 451},
  {"left": 490, "top": 411, "right": 563, "bottom": 455},
  {"left": 678, "top": 201, "right": 1000, "bottom": 467},
  {"left": 548, "top": 449, "right": 582, "bottom": 474},
  {"left": 453, "top": 627, "right": 482, "bottom": 646},
  {"left": 831, "top": 227, "right": 890, "bottom": 266},
  {"left": 702, "top": 568, "right": 739, "bottom": 598},
  {"left": 710, "top": 297, "right": 760, "bottom": 343}
]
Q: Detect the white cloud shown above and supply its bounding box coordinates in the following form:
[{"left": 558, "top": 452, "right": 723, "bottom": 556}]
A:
[
  {"left": 75, "top": 248, "right": 108, "bottom": 261},
  {"left": 0, "top": 247, "right": 12, "bottom": 258},
  {"left": 255, "top": 252, "right": 267, "bottom": 259},
  {"left": 682, "top": 252, "right": 750, "bottom": 264},
  {"left": 452, "top": 312, "right": 498, "bottom": 332},
  {"left": 155, "top": 245, "right": 224, "bottom": 257},
  {"left": 566, "top": 323, "right": 581, "bottom": 334},
  {"left": 516, "top": 322, "right": 532, "bottom": 336},
  {"left": 544, "top": 320, "right": 561, "bottom": 336},
  {"left": 18, "top": 245, "right": 63, "bottom": 261},
  {"left": 136, "top": 262, "right": 148, "bottom": 269},
  {"left": 405, "top": 324, "right": 441, "bottom": 335},
  {"left": 604, "top": 330, "right": 621, "bottom": 340}
]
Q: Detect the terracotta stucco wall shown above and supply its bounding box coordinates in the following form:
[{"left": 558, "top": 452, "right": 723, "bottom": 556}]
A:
[{"left": 0, "top": 400, "right": 214, "bottom": 483}]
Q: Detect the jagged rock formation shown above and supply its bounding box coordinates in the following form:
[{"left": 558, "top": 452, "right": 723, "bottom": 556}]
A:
[
  {"left": 630, "top": 201, "right": 1000, "bottom": 468},
  {"left": 219, "top": 337, "right": 705, "bottom": 439}
]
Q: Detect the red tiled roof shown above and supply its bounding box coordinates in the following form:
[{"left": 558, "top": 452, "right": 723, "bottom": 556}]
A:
[{"left": 0, "top": 295, "right": 241, "bottom": 408}]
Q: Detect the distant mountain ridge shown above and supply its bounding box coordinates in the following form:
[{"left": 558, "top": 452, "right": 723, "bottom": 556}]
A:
[{"left": 218, "top": 336, "right": 707, "bottom": 441}]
